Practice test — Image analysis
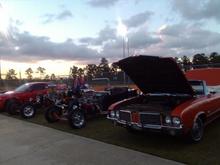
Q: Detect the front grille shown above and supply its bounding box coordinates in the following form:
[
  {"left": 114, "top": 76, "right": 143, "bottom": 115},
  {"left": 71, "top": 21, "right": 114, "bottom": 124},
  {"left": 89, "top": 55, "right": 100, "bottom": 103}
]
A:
[
  {"left": 140, "top": 113, "right": 161, "bottom": 125},
  {"left": 119, "top": 111, "right": 131, "bottom": 122}
]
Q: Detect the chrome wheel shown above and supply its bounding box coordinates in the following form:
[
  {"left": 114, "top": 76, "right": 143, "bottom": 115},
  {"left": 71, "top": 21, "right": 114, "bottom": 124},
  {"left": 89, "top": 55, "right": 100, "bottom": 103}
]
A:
[
  {"left": 69, "top": 110, "right": 85, "bottom": 129},
  {"left": 23, "top": 105, "right": 34, "bottom": 117},
  {"left": 21, "top": 103, "right": 36, "bottom": 119},
  {"left": 191, "top": 118, "right": 204, "bottom": 142}
]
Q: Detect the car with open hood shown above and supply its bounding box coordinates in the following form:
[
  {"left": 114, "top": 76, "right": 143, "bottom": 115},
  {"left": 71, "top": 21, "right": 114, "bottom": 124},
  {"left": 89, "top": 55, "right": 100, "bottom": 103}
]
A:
[{"left": 107, "top": 55, "right": 220, "bottom": 142}]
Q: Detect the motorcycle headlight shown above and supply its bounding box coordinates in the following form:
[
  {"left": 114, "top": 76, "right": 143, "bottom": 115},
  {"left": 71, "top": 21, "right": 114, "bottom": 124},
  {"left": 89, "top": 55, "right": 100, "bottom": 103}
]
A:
[
  {"left": 115, "top": 111, "right": 119, "bottom": 118},
  {"left": 165, "top": 116, "right": 171, "bottom": 124},
  {"left": 172, "top": 117, "right": 181, "bottom": 126},
  {"left": 110, "top": 111, "right": 115, "bottom": 118}
]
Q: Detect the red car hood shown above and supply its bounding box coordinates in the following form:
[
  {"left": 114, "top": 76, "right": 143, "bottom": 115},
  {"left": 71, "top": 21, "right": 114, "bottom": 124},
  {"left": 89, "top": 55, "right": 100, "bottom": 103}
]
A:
[
  {"left": 115, "top": 55, "right": 194, "bottom": 95},
  {"left": 0, "top": 91, "right": 15, "bottom": 97},
  {"left": 4, "top": 91, "right": 15, "bottom": 94}
]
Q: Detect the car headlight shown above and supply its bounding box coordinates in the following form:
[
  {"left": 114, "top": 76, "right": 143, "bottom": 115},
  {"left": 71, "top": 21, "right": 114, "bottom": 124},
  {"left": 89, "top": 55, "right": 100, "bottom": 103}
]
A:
[
  {"left": 172, "top": 117, "right": 181, "bottom": 126},
  {"left": 165, "top": 116, "right": 172, "bottom": 124},
  {"left": 115, "top": 111, "right": 119, "bottom": 118},
  {"left": 110, "top": 111, "right": 115, "bottom": 118}
]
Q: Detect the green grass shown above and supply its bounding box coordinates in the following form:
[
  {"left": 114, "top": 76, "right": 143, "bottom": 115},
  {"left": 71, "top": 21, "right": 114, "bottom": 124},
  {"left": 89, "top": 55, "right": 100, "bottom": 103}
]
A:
[{"left": 3, "top": 109, "right": 220, "bottom": 165}]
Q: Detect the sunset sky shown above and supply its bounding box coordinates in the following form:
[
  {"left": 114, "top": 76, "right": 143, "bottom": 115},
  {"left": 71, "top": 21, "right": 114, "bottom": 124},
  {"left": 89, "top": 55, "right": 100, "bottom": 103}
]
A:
[{"left": 0, "top": 0, "right": 220, "bottom": 78}]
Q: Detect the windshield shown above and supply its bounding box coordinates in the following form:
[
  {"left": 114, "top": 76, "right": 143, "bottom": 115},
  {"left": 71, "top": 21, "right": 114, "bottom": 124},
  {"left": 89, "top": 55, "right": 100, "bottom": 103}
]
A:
[
  {"left": 189, "top": 81, "right": 204, "bottom": 95},
  {"left": 15, "top": 84, "right": 31, "bottom": 92},
  {"left": 208, "top": 85, "right": 220, "bottom": 94}
]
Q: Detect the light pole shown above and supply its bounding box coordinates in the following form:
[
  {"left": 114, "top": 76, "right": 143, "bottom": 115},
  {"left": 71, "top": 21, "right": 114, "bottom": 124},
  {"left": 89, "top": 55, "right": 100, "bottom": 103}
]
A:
[
  {"left": 0, "top": 55, "right": 2, "bottom": 80},
  {"left": 117, "top": 19, "right": 127, "bottom": 85}
]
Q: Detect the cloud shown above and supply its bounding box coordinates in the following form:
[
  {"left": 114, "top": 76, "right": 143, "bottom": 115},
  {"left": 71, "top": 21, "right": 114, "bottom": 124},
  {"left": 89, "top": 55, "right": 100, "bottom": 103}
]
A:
[
  {"left": 0, "top": 29, "right": 99, "bottom": 63},
  {"left": 79, "top": 26, "right": 117, "bottom": 45},
  {"left": 124, "top": 11, "right": 153, "bottom": 28},
  {"left": 42, "top": 14, "right": 54, "bottom": 24},
  {"left": 42, "top": 9, "right": 73, "bottom": 24},
  {"left": 99, "top": 27, "right": 161, "bottom": 59},
  {"left": 56, "top": 10, "right": 73, "bottom": 20},
  {"left": 159, "top": 24, "right": 220, "bottom": 50},
  {"left": 87, "top": 0, "right": 119, "bottom": 8},
  {"left": 172, "top": 0, "right": 220, "bottom": 22},
  {"left": 128, "top": 29, "right": 160, "bottom": 48}
]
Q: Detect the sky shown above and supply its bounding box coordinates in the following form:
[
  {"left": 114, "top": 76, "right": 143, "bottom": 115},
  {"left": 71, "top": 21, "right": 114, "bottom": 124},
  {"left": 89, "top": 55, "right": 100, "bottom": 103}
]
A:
[{"left": 0, "top": 0, "right": 220, "bottom": 78}]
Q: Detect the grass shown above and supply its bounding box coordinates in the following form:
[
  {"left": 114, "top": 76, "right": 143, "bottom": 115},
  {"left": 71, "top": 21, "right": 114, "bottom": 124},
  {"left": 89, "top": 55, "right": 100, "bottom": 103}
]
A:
[{"left": 2, "top": 109, "right": 220, "bottom": 165}]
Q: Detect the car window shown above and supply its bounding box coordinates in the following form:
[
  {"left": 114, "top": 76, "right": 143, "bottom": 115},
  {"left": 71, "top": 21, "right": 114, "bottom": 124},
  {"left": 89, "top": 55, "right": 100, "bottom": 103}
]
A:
[
  {"left": 15, "top": 84, "right": 31, "bottom": 92},
  {"left": 189, "top": 81, "right": 204, "bottom": 95},
  {"left": 30, "top": 84, "right": 46, "bottom": 91}
]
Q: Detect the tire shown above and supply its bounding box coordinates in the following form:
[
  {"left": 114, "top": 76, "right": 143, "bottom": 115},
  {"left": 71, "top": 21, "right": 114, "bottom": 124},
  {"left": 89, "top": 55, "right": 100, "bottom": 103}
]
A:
[
  {"left": 189, "top": 117, "right": 204, "bottom": 142},
  {"left": 6, "top": 100, "right": 20, "bottom": 115},
  {"left": 45, "top": 106, "right": 62, "bottom": 123},
  {"left": 68, "top": 110, "right": 86, "bottom": 129},
  {"left": 20, "top": 103, "right": 36, "bottom": 119}
]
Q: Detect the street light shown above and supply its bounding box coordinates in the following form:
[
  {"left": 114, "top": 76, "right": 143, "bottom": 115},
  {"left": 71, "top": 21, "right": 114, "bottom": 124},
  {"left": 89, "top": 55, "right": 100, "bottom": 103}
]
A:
[
  {"left": 0, "top": 55, "right": 1, "bottom": 80},
  {"left": 117, "top": 19, "right": 127, "bottom": 85}
]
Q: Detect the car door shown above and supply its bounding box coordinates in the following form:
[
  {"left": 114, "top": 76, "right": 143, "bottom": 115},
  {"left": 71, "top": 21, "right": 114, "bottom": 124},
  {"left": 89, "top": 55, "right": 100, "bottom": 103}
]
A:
[
  {"left": 30, "top": 83, "right": 47, "bottom": 98},
  {"left": 205, "top": 93, "right": 220, "bottom": 121}
]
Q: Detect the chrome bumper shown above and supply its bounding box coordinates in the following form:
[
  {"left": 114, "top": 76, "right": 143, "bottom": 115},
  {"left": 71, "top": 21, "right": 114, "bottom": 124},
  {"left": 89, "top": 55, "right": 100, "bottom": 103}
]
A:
[{"left": 107, "top": 116, "right": 183, "bottom": 133}]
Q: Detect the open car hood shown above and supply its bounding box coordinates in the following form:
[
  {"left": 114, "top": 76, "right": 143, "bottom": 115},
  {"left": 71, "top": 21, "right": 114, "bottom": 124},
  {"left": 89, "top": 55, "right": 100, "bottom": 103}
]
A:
[{"left": 115, "top": 55, "right": 194, "bottom": 95}]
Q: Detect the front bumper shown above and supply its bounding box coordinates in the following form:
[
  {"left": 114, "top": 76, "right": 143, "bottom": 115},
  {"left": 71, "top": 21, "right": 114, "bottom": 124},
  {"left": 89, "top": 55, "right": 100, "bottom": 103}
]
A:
[{"left": 107, "top": 116, "right": 184, "bottom": 136}]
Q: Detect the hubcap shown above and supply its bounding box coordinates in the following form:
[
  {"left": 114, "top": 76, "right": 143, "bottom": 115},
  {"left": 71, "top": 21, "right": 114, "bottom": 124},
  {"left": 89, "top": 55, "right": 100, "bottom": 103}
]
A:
[
  {"left": 192, "top": 119, "right": 203, "bottom": 141},
  {"left": 23, "top": 106, "right": 34, "bottom": 117},
  {"left": 72, "top": 112, "right": 84, "bottom": 127}
]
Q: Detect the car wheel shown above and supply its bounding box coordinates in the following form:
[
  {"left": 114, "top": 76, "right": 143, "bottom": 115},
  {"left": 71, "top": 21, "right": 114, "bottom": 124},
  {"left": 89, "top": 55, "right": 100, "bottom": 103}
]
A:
[
  {"left": 45, "top": 106, "right": 61, "bottom": 123},
  {"left": 6, "top": 100, "right": 20, "bottom": 115},
  {"left": 190, "top": 117, "right": 204, "bottom": 142},
  {"left": 68, "top": 110, "right": 86, "bottom": 129},
  {"left": 20, "top": 103, "right": 36, "bottom": 119}
]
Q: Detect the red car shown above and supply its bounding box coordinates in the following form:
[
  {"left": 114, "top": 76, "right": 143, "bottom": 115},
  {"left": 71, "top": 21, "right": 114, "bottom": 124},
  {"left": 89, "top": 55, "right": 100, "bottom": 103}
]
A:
[
  {"left": 107, "top": 55, "right": 220, "bottom": 142},
  {"left": 0, "top": 82, "right": 49, "bottom": 118}
]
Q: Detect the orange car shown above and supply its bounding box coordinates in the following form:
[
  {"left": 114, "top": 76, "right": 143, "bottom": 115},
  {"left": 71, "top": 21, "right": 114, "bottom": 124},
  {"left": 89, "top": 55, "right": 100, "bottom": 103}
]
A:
[{"left": 107, "top": 55, "right": 220, "bottom": 142}]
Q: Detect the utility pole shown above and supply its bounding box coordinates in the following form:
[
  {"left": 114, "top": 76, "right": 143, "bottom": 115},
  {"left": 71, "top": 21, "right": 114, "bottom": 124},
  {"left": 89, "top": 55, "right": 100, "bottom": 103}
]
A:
[{"left": 123, "top": 36, "right": 126, "bottom": 85}]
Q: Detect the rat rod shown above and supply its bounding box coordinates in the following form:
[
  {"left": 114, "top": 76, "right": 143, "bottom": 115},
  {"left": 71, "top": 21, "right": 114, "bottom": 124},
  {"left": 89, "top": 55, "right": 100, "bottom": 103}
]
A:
[
  {"left": 45, "top": 86, "right": 137, "bottom": 129},
  {"left": 107, "top": 55, "right": 220, "bottom": 142}
]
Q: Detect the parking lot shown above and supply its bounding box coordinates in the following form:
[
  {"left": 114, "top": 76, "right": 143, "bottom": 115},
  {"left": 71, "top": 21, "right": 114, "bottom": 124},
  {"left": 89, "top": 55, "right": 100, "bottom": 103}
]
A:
[{"left": 0, "top": 114, "right": 182, "bottom": 165}]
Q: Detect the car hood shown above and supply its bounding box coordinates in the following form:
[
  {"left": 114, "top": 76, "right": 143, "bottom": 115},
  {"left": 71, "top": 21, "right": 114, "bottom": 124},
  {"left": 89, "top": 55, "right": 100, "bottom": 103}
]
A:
[
  {"left": 0, "top": 91, "right": 15, "bottom": 97},
  {"left": 4, "top": 91, "right": 14, "bottom": 94},
  {"left": 115, "top": 55, "right": 194, "bottom": 95}
]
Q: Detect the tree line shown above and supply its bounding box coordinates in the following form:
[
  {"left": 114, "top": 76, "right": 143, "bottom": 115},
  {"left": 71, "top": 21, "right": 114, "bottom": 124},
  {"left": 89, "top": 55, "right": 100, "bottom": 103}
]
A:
[
  {"left": 3, "top": 52, "right": 220, "bottom": 81},
  {"left": 176, "top": 52, "right": 220, "bottom": 71}
]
